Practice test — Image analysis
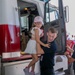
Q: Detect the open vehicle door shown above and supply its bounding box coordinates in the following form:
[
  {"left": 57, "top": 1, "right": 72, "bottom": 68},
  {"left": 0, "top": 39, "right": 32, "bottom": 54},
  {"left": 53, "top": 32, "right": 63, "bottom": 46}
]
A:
[{"left": 44, "top": 0, "right": 67, "bottom": 54}]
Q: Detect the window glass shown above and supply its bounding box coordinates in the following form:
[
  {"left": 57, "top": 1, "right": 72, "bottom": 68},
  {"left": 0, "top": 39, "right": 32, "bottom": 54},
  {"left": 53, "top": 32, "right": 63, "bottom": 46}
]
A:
[
  {"left": 20, "top": 16, "right": 29, "bottom": 31},
  {"left": 45, "top": 7, "right": 58, "bottom": 22}
]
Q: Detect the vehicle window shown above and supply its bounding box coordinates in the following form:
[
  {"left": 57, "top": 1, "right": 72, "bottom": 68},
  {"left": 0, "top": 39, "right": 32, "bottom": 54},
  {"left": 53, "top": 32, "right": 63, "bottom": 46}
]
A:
[
  {"left": 44, "top": 0, "right": 67, "bottom": 53},
  {"left": 20, "top": 16, "right": 29, "bottom": 31},
  {"left": 46, "top": 9, "right": 58, "bottom": 22},
  {"left": 45, "top": 5, "right": 58, "bottom": 23}
]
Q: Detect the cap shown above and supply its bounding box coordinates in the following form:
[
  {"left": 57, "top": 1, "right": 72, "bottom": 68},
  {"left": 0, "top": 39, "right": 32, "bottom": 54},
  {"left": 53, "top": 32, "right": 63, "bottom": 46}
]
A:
[{"left": 34, "top": 16, "right": 44, "bottom": 25}]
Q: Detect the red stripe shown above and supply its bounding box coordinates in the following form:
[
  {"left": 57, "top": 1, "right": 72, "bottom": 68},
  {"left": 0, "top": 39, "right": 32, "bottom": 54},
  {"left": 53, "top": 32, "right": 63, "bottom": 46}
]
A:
[{"left": 0, "top": 24, "right": 20, "bottom": 55}]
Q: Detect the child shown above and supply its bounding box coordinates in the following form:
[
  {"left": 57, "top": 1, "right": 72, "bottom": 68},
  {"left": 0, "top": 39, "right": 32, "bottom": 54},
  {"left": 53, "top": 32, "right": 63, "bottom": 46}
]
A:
[{"left": 23, "top": 16, "right": 49, "bottom": 75}]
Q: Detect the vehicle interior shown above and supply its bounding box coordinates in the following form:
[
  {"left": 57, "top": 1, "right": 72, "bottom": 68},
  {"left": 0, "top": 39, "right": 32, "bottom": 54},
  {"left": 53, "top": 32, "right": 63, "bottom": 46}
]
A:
[{"left": 17, "top": 0, "right": 39, "bottom": 51}]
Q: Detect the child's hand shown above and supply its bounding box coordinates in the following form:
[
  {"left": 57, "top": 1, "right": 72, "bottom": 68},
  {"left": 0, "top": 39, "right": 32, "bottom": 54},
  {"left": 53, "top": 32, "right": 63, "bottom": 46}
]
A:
[
  {"left": 66, "top": 45, "right": 74, "bottom": 53},
  {"left": 66, "top": 45, "right": 71, "bottom": 50},
  {"left": 64, "top": 51, "right": 71, "bottom": 58},
  {"left": 64, "top": 51, "right": 69, "bottom": 55},
  {"left": 44, "top": 43, "right": 50, "bottom": 48}
]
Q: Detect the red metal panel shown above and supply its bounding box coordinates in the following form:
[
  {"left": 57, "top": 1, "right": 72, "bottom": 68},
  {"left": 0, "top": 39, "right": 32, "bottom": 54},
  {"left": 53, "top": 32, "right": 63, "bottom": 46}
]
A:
[{"left": 0, "top": 24, "right": 20, "bottom": 55}]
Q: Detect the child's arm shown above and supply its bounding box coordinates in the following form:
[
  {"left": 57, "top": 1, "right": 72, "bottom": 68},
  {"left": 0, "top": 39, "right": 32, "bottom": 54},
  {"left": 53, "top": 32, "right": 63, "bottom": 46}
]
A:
[
  {"left": 64, "top": 51, "right": 75, "bottom": 63},
  {"left": 64, "top": 51, "right": 71, "bottom": 58},
  {"left": 35, "top": 29, "right": 49, "bottom": 48},
  {"left": 66, "top": 45, "right": 74, "bottom": 53}
]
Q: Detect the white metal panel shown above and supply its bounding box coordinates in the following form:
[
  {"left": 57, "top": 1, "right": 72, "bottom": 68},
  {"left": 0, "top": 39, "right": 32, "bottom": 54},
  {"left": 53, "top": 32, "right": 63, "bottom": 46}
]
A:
[
  {"left": 0, "top": 0, "right": 19, "bottom": 26},
  {"left": 2, "top": 51, "right": 21, "bottom": 59},
  {"left": 2, "top": 59, "right": 40, "bottom": 75},
  {"left": 54, "top": 55, "right": 68, "bottom": 71}
]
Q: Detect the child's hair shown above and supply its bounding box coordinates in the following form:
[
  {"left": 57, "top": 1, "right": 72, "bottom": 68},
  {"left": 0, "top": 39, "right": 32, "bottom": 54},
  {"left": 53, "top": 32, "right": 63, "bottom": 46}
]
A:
[
  {"left": 31, "top": 16, "right": 43, "bottom": 28},
  {"left": 48, "top": 27, "right": 58, "bottom": 34},
  {"left": 32, "top": 23, "right": 36, "bottom": 27}
]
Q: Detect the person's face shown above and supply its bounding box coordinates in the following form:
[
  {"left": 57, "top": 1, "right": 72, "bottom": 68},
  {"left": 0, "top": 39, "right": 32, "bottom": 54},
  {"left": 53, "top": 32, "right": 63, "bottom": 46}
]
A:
[
  {"left": 34, "top": 22, "right": 42, "bottom": 28},
  {"left": 47, "top": 31, "right": 57, "bottom": 42}
]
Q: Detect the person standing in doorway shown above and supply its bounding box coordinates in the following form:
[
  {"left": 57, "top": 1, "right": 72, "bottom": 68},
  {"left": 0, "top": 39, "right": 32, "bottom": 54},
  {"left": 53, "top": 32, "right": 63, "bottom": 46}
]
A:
[{"left": 40, "top": 27, "right": 58, "bottom": 75}]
